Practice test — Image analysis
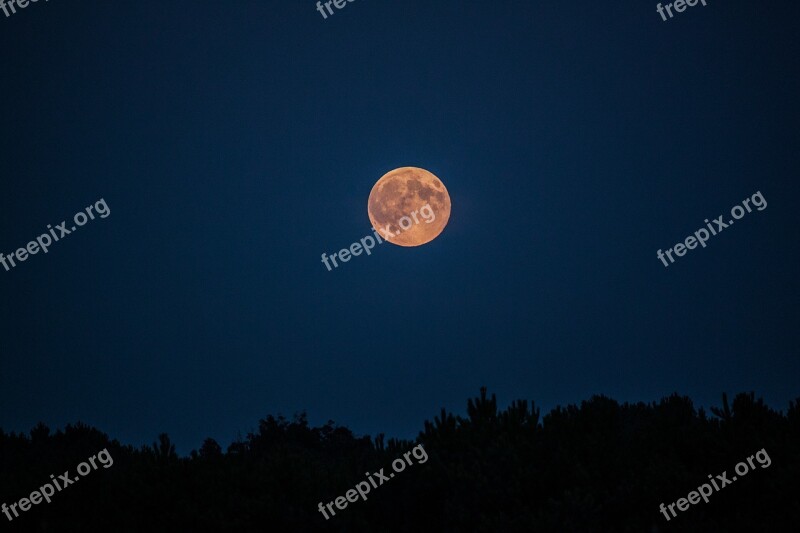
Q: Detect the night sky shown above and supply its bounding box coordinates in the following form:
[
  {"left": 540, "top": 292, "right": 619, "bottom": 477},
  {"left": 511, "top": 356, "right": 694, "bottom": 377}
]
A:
[{"left": 1, "top": 0, "right": 798, "bottom": 454}]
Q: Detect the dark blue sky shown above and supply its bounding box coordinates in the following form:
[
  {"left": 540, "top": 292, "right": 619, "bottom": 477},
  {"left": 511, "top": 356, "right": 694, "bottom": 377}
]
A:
[{"left": 1, "top": 0, "right": 798, "bottom": 454}]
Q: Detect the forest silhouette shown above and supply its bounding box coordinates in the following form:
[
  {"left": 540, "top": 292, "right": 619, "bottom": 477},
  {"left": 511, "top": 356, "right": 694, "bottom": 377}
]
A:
[{"left": 1, "top": 388, "right": 798, "bottom": 532}]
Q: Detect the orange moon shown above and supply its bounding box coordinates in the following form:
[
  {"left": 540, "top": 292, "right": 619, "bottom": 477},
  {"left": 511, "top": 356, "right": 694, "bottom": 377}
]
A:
[{"left": 368, "top": 167, "right": 451, "bottom": 247}]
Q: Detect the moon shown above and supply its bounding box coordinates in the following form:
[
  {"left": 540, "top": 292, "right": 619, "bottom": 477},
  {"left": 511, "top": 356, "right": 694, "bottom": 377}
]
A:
[{"left": 368, "top": 167, "right": 451, "bottom": 247}]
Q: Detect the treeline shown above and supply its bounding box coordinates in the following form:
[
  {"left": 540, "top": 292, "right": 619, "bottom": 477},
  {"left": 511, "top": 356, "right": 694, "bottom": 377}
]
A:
[{"left": 1, "top": 389, "right": 799, "bottom": 531}]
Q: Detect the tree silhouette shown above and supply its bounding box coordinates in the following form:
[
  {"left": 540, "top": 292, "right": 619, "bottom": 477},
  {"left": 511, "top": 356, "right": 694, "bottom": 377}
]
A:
[{"left": 0, "top": 390, "right": 798, "bottom": 531}]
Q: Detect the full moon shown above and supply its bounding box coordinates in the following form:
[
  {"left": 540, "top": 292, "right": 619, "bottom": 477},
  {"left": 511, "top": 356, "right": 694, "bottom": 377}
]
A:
[{"left": 368, "top": 167, "right": 451, "bottom": 247}]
